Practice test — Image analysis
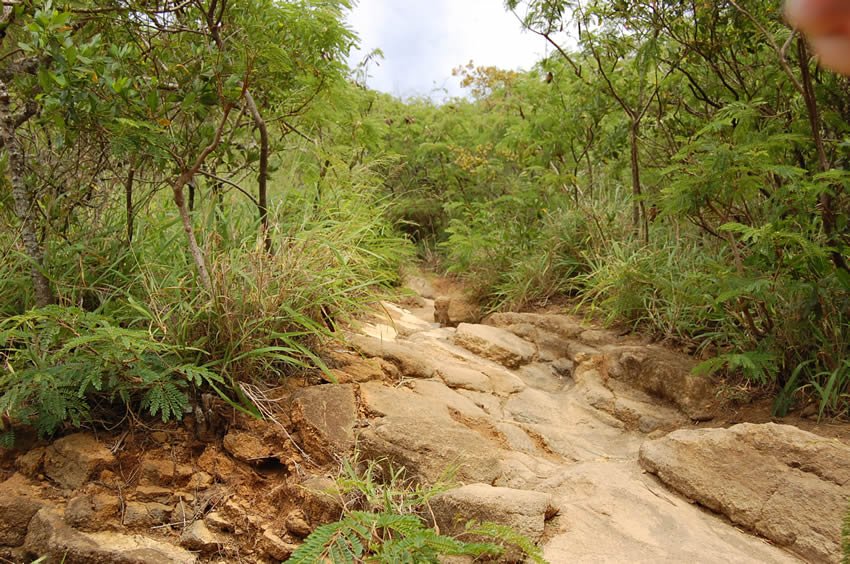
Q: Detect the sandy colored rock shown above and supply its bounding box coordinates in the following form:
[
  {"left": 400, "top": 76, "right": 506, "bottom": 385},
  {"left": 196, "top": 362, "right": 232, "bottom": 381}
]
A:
[
  {"left": 350, "top": 334, "right": 439, "bottom": 378},
  {"left": 431, "top": 483, "right": 557, "bottom": 542},
  {"left": 640, "top": 423, "right": 850, "bottom": 562},
  {"left": 133, "top": 485, "right": 173, "bottom": 504},
  {"left": 330, "top": 356, "right": 399, "bottom": 384},
  {"left": 223, "top": 430, "right": 275, "bottom": 463},
  {"left": 122, "top": 501, "right": 173, "bottom": 528},
  {"left": 434, "top": 296, "right": 481, "bottom": 327},
  {"left": 606, "top": 345, "right": 713, "bottom": 419},
  {"left": 436, "top": 362, "right": 493, "bottom": 393},
  {"left": 137, "top": 456, "right": 192, "bottom": 486},
  {"left": 293, "top": 476, "right": 344, "bottom": 526},
  {"left": 291, "top": 383, "right": 358, "bottom": 465},
  {"left": 484, "top": 312, "right": 586, "bottom": 340},
  {"left": 24, "top": 508, "right": 196, "bottom": 563},
  {"left": 258, "top": 529, "right": 298, "bottom": 560},
  {"left": 65, "top": 490, "right": 120, "bottom": 531},
  {"left": 0, "top": 477, "right": 43, "bottom": 546},
  {"left": 44, "top": 434, "right": 115, "bottom": 489},
  {"left": 180, "top": 520, "right": 221, "bottom": 553},
  {"left": 284, "top": 509, "right": 312, "bottom": 538},
  {"left": 454, "top": 323, "right": 536, "bottom": 368},
  {"left": 358, "top": 416, "right": 504, "bottom": 484},
  {"left": 203, "top": 511, "right": 233, "bottom": 533}
]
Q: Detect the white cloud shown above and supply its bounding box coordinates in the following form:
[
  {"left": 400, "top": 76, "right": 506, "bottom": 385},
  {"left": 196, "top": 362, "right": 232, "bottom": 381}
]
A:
[{"left": 346, "top": 0, "right": 551, "bottom": 100}]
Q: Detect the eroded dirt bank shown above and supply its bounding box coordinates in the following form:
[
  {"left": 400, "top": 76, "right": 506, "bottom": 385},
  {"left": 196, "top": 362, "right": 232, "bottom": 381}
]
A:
[{"left": 1, "top": 275, "right": 848, "bottom": 563}]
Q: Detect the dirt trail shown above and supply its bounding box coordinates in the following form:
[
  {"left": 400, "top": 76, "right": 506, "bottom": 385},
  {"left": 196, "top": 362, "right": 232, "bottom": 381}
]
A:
[{"left": 347, "top": 283, "right": 808, "bottom": 563}]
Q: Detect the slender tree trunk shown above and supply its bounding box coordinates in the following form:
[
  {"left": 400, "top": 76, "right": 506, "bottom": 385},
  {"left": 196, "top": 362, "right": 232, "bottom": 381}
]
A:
[
  {"left": 628, "top": 121, "right": 648, "bottom": 243},
  {"left": 585, "top": 150, "right": 594, "bottom": 199},
  {"left": 173, "top": 172, "right": 212, "bottom": 292},
  {"left": 243, "top": 89, "right": 271, "bottom": 253},
  {"left": 0, "top": 79, "right": 52, "bottom": 306},
  {"left": 125, "top": 166, "right": 135, "bottom": 244},
  {"left": 797, "top": 39, "right": 848, "bottom": 272}
]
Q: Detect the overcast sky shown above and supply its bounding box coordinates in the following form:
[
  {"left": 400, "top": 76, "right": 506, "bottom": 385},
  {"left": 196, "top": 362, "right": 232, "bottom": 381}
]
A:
[{"left": 346, "top": 0, "right": 551, "bottom": 100}]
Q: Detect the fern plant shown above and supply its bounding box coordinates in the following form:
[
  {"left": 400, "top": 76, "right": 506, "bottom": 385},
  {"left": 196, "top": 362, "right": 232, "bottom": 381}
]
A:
[
  {"left": 0, "top": 306, "right": 224, "bottom": 437},
  {"left": 287, "top": 457, "right": 548, "bottom": 564}
]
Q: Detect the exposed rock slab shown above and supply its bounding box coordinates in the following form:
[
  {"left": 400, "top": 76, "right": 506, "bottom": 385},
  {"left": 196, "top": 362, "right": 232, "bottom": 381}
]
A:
[
  {"left": 291, "top": 383, "right": 358, "bottom": 464},
  {"left": 453, "top": 323, "right": 536, "bottom": 368},
  {"left": 44, "top": 434, "right": 115, "bottom": 490},
  {"left": 640, "top": 423, "right": 850, "bottom": 562},
  {"left": 24, "top": 508, "right": 196, "bottom": 564}
]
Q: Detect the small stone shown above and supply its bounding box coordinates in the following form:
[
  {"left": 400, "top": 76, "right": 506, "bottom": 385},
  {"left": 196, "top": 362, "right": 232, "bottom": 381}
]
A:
[
  {"left": 16, "top": 447, "right": 45, "bottom": 477},
  {"left": 65, "top": 490, "right": 120, "bottom": 531},
  {"left": 180, "top": 520, "right": 221, "bottom": 553},
  {"left": 122, "top": 501, "right": 173, "bottom": 527},
  {"left": 0, "top": 484, "right": 43, "bottom": 545},
  {"left": 258, "top": 529, "right": 298, "bottom": 560},
  {"left": 151, "top": 432, "right": 169, "bottom": 444},
  {"left": 138, "top": 458, "right": 175, "bottom": 486},
  {"left": 223, "top": 431, "right": 275, "bottom": 463},
  {"left": 284, "top": 509, "right": 312, "bottom": 538},
  {"left": 44, "top": 434, "right": 115, "bottom": 489},
  {"left": 134, "top": 485, "right": 173, "bottom": 504},
  {"left": 187, "top": 471, "right": 214, "bottom": 490},
  {"left": 204, "top": 511, "right": 233, "bottom": 533}
]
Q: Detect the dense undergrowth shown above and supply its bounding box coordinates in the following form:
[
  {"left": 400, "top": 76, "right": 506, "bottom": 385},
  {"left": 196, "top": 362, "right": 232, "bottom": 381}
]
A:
[{"left": 374, "top": 2, "right": 850, "bottom": 416}]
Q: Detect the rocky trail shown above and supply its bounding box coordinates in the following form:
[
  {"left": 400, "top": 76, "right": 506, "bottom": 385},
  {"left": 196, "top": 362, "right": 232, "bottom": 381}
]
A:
[{"left": 0, "top": 277, "right": 849, "bottom": 562}]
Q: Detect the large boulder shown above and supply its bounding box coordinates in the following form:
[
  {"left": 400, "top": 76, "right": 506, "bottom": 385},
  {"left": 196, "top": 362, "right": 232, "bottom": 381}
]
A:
[
  {"left": 291, "top": 384, "right": 358, "bottom": 465},
  {"left": 639, "top": 423, "right": 850, "bottom": 562},
  {"left": 44, "top": 434, "right": 115, "bottom": 490},
  {"left": 453, "top": 324, "right": 536, "bottom": 369}
]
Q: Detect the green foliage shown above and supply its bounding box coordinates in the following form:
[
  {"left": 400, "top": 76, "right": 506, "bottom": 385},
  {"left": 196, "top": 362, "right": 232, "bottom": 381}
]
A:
[
  {"left": 286, "top": 510, "right": 502, "bottom": 564},
  {"left": 288, "top": 457, "right": 547, "bottom": 563},
  {"left": 371, "top": 0, "right": 850, "bottom": 415},
  {"left": 0, "top": 306, "right": 222, "bottom": 436}
]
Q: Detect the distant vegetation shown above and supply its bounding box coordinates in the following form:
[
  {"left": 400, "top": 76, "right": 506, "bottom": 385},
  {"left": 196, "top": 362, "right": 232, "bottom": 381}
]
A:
[
  {"left": 1, "top": 0, "right": 848, "bottom": 440},
  {"left": 376, "top": 0, "right": 850, "bottom": 418}
]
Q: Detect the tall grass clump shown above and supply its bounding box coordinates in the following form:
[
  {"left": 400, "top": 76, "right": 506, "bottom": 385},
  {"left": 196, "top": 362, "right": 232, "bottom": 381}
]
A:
[{"left": 0, "top": 153, "right": 413, "bottom": 438}]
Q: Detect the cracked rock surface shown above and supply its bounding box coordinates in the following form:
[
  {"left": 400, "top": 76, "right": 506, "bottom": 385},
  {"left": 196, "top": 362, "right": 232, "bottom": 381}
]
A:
[{"left": 343, "top": 297, "right": 832, "bottom": 563}]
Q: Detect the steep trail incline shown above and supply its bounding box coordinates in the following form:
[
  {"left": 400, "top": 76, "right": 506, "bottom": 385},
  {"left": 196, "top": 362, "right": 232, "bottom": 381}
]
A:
[{"left": 345, "top": 283, "right": 843, "bottom": 562}]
